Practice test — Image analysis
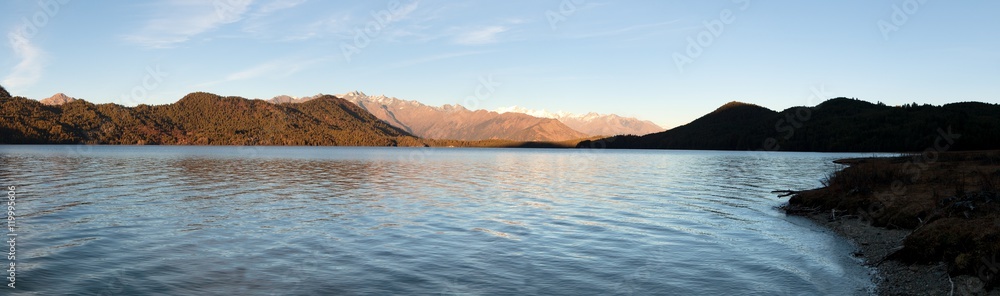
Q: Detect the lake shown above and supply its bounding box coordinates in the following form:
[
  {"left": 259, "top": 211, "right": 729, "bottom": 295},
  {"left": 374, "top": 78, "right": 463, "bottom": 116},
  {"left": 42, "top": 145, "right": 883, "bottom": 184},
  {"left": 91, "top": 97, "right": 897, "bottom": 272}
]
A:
[{"left": 0, "top": 146, "right": 878, "bottom": 295}]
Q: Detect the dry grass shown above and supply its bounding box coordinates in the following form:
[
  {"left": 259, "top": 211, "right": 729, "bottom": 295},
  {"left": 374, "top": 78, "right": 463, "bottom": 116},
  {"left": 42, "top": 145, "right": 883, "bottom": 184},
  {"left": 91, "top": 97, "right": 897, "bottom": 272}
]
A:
[{"left": 821, "top": 160, "right": 908, "bottom": 195}]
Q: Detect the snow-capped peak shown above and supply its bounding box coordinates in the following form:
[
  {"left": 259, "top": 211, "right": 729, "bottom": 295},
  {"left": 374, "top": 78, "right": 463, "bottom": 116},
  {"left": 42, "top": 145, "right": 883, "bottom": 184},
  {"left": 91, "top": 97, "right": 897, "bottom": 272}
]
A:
[
  {"left": 494, "top": 106, "right": 575, "bottom": 119},
  {"left": 494, "top": 105, "right": 664, "bottom": 136}
]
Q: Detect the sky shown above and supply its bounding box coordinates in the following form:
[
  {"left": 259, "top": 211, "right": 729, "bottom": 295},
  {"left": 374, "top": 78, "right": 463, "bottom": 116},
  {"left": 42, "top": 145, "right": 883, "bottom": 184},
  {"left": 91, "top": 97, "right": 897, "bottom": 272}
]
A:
[{"left": 1, "top": 0, "right": 998, "bottom": 128}]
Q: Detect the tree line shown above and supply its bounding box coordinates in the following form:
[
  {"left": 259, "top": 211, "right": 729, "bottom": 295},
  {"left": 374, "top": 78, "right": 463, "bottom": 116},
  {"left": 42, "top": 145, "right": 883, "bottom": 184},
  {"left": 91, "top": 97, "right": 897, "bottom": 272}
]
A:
[
  {"left": 579, "top": 98, "right": 1000, "bottom": 152},
  {"left": 0, "top": 90, "right": 430, "bottom": 146}
]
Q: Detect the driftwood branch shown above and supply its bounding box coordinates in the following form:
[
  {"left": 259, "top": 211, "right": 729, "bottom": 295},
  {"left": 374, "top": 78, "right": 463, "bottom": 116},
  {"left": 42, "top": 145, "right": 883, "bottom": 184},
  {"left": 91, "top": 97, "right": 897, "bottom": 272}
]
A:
[
  {"left": 780, "top": 204, "right": 822, "bottom": 215},
  {"left": 771, "top": 190, "right": 805, "bottom": 198}
]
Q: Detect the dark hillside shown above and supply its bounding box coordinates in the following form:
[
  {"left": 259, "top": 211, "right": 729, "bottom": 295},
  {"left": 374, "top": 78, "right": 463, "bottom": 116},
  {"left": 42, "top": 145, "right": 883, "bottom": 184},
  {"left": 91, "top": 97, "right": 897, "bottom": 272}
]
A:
[
  {"left": 0, "top": 89, "right": 425, "bottom": 146},
  {"left": 581, "top": 98, "right": 1000, "bottom": 152}
]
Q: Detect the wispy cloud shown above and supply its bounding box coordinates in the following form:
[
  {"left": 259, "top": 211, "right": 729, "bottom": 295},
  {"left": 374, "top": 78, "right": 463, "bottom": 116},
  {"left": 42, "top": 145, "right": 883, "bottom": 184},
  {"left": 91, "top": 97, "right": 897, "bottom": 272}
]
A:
[
  {"left": 388, "top": 50, "right": 494, "bottom": 69},
  {"left": 392, "top": 1, "right": 421, "bottom": 22},
  {"left": 241, "top": 0, "right": 309, "bottom": 35},
  {"left": 196, "top": 56, "right": 330, "bottom": 87},
  {"left": 363, "top": 0, "right": 422, "bottom": 41},
  {"left": 454, "top": 26, "right": 508, "bottom": 45},
  {"left": 255, "top": 0, "right": 420, "bottom": 42},
  {"left": 125, "top": 0, "right": 254, "bottom": 48},
  {"left": 255, "top": 0, "right": 307, "bottom": 15},
  {"left": 566, "top": 20, "right": 683, "bottom": 39},
  {"left": 2, "top": 31, "right": 46, "bottom": 89}
]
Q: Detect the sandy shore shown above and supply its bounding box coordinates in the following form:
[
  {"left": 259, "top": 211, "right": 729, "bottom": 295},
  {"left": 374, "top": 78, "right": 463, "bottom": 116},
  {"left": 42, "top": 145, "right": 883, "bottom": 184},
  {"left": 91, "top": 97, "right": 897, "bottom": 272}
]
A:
[{"left": 800, "top": 212, "right": 997, "bottom": 295}]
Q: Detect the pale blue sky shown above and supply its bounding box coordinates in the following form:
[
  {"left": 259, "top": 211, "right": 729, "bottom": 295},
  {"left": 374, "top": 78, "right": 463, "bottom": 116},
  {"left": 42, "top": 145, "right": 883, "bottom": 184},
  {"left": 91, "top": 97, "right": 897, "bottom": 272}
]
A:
[{"left": 2, "top": 0, "right": 998, "bottom": 128}]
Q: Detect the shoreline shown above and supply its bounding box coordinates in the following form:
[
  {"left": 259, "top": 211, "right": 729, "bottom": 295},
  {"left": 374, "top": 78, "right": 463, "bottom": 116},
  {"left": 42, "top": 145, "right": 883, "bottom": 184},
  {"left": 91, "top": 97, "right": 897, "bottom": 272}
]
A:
[
  {"left": 784, "top": 151, "right": 1000, "bottom": 295},
  {"left": 799, "top": 212, "right": 962, "bottom": 295}
]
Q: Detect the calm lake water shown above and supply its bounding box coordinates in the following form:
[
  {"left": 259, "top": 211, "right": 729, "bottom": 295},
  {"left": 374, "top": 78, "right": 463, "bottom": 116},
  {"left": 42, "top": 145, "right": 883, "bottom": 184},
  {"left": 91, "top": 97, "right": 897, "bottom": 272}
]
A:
[{"left": 0, "top": 146, "right": 880, "bottom": 295}]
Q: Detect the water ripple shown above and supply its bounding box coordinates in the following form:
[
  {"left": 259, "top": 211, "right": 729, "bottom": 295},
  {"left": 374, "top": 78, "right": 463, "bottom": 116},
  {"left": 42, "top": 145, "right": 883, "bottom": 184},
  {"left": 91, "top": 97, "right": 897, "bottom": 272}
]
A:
[{"left": 0, "top": 146, "right": 880, "bottom": 295}]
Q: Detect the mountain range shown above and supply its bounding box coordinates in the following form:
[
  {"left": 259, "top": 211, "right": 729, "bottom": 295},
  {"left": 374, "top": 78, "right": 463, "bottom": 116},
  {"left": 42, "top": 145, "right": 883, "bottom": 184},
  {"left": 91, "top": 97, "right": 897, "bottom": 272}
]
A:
[
  {"left": 5, "top": 83, "right": 1000, "bottom": 152},
  {"left": 334, "top": 91, "right": 597, "bottom": 142},
  {"left": 25, "top": 90, "right": 630, "bottom": 143},
  {"left": 493, "top": 106, "right": 663, "bottom": 136},
  {"left": 29, "top": 90, "right": 661, "bottom": 142},
  {"left": 580, "top": 98, "right": 1000, "bottom": 152},
  {"left": 0, "top": 91, "right": 427, "bottom": 146},
  {"left": 263, "top": 92, "right": 660, "bottom": 141}
]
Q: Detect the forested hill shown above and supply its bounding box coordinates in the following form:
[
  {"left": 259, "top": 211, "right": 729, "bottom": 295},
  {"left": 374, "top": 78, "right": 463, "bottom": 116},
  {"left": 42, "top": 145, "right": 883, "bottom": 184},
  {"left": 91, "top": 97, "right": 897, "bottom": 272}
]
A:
[
  {"left": 0, "top": 90, "right": 429, "bottom": 146},
  {"left": 579, "top": 98, "right": 1000, "bottom": 152}
]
